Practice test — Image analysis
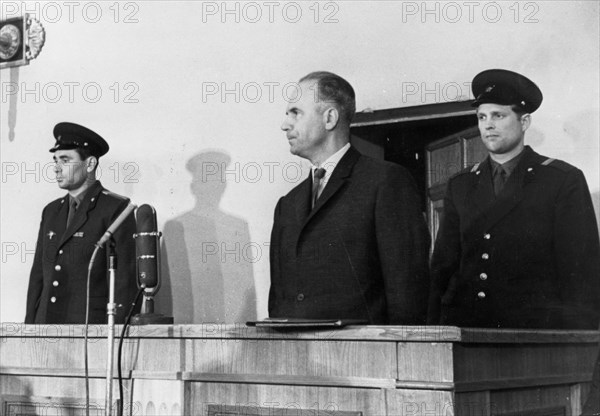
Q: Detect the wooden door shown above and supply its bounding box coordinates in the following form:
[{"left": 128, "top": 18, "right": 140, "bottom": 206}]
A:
[{"left": 425, "top": 126, "right": 487, "bottom": 242}]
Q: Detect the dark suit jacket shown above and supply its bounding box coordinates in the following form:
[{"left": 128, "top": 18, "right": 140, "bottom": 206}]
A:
[
  {"left": 428, "top": 146, "right": 600, "bottom": 329},
  {"left": 268, "top": 146, "right": 430, "bottom": 324},
  {"left": 25, "top": 181, "right": 138, "bottom": 324}
]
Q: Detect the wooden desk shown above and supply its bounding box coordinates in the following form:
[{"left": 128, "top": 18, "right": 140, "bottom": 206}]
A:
[{"left": 1, "top": 324, "right": 598, "bottom": 415}]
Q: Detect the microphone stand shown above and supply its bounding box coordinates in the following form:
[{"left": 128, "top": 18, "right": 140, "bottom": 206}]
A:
[{"left": 105, "top": 238, "right": 117, "bottom": 416}]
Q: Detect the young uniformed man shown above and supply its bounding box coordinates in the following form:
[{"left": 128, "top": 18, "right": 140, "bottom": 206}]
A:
[
  {"left": 25, "top": 122, "right": 138, "bottom": 324},
  {"left": 428, "top": 69, "right": 600, "bottom": 329}
]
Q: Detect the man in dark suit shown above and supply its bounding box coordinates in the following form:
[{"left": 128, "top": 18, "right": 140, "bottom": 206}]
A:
[
  {"left": 268, "top": 71, "right": 430, "bottom": 325},
  {"left": 428, "top": 69, "right": 600, "bottom": 329},
  {"left": 25, "top": 122, "right": 138, "bottom": 324}
]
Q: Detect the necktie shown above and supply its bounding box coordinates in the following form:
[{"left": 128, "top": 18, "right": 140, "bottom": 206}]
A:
[
  {"left": 312, "top": 168, "right": 326, "bottom": 208},
  {"left": 493, "top": 165, "right": 507, "bottom": 196},
  {"left": 66, "top": 199, "right": 78, "bottom": 228}
]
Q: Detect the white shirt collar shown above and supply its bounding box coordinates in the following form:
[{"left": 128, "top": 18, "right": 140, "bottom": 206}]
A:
[{"left": 312, "top": 143, "right": 351, "bottom": 184}]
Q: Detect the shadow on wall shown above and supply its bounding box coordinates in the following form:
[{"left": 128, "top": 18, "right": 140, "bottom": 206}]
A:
[
  {"left": 156, "top": 150, "right": 257, "bottom": 323},
  {"left": 562, "top": 110, "right": 600, "bottom": 232},
  {"left": 593, "top": 191, "right": 600, "bottom": 234}
]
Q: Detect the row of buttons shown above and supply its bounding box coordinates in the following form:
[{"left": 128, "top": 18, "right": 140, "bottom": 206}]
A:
[
  {"left": 51, "top": 249, "right": 65, "bottom": 304},
  {"left": 478, "top": 233, "right": 491, "bottom": 300}
]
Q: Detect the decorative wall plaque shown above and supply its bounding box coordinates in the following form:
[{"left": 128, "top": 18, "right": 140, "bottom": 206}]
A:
[{"left": 0, "top": 14, "right": 46, "bottom": 69}]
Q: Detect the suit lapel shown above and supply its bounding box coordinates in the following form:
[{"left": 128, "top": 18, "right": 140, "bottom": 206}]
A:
[
  {"left": 303, "top": 146, "right": 360, "bottom": 226},
  {"left": 58, "top": 181, "right": 103, "bottom": 248},
  {"left": 294, "top": 173, "right": 313, "bottom": 224}
]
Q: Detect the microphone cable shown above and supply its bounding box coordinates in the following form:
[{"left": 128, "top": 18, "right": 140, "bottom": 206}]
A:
[
  {"left": 85, "top": 245, "right": 103, "bottom": 416},
  {"left": 117, "top": 286, "right": 144, "bottom": 416}
]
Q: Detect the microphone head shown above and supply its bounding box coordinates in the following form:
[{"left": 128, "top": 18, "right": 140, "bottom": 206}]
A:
[{"left": 136, "top": 204, "right": 157, "bottom": 232}]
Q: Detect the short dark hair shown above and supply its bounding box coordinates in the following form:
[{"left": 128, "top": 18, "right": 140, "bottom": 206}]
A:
[
  {"left": 74, "top": 147, "right": 95, "bottom": 161},
  {"left": 510, "top": 104, "right": 528, "bottom": 119},
  {"left": 299, "top": 71, "right": 356, "bottom": 124}
]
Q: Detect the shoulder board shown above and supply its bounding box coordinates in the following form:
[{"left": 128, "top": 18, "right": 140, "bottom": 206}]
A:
[
  {"left": 101, "top": 190, "right": 129, "bottom": 201},
  {"left": 50, "top": 196, "right": 67, "bottom": 207},
  {"left": 470, "top": 162, "right": 481, "bottom": 173},
  {"left": 540, "top": 158, "right": 575, "bottom": 173}
]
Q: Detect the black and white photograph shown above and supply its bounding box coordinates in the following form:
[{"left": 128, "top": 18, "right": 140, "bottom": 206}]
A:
[{"left": 0, "top": 1, "right": 599, "bottom": 414}]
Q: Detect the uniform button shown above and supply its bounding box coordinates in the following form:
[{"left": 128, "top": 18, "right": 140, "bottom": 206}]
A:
[
  {"left": 50, "top": 296, "right": 57, "bottom": 303},
  {"left": 483, "top": 233, "right": 491, "bottom": 240},
  {"left": 55, "top": 265, "right": 62, "bottom": 271},
  {"left": 53, "top": 281, "right": 59, "bottom": 287},
  {"left": 297, "top": 293, "right": 305, "bottom": 301},
  {"left": 58, "top": 250, "right": 64, "bottom": 255},
  {"left": 480, "top": 273, "right": 488, "bottom": 281},
  {"left": 477, "top": 291, "right": 486, "bottom": 299},
  {"left": 481, "top": 253, "right": 489, "bottom": 260}
]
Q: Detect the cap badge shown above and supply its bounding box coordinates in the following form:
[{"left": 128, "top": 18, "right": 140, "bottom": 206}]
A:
[{"left": 485, "top": 84, "right": 495, "bottom": 93}]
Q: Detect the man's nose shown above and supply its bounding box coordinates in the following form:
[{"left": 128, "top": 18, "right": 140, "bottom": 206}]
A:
[{"left": 281, "top": 119, "right": 291, "bottom": 132}]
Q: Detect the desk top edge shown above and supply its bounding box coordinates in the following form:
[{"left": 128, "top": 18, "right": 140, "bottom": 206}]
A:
[{"left": 0, "top": 323, "right": 598, "bottom": 343}]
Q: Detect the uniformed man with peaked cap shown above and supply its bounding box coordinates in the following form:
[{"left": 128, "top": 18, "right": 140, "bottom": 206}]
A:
[
  {"left": 427, "top": 69, "right": 600, "bottom": 329},
  {"left": 25, "top": 122, "right": 139, "bottom": 324}
]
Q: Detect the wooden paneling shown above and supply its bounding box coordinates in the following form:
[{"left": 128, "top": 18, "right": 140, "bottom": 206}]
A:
[
  {"left": 131, "top": 379, "right": 183, "bottom": 416},
  {"left": 188, "top": 383, "right": 386, "bottom": 415},
  {"left": 1, "top": 324, "right": 598, "bottom": 415},
  {"left": 184, "top": 339, "right": 396, "bottom": 379},
  {"left": 464, "top": 132, "right": 489, "bottom": 165},
  {"left": 123, "top": 338, "right": 184, "bottom": 372},
  {"left": 385, "top": 389, "right": 455, "bottom": 415},
  {"left": 425, "top": 126, "right": 482, "bottom": 240},
  {"left": 453, "top": 344, "right": 597, "bottom": 387},
  {"left": 397, "top": 342, "right": 454, "bottom": 383},
  {"left": 489, "top": 386, "right": 571, "bottom": 416},
  {"left": 0, "top": 395, "right": 105, "bottom": 416},
  {"left": 427, "top": 138, "right": 462, "bottom": 188},
  {"left": 4, "top": 324, "right": 597, "bottom": 343},
  {"left": 455, "top": 391, "right": 491, "bottom": 416},
  {"left": 0, "top": 376, "right": 109, "bottom": 406}
]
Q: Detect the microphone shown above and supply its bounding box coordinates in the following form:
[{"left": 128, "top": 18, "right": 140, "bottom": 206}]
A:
[
  {"left": 134, "top": 204, "right": 160, "bottom": 289},
  {"left": 96, "top": 202, "right": 137, "bottom": 247},
  {"left": 130, "top": 204, "right": 173, "bottom": 325}
]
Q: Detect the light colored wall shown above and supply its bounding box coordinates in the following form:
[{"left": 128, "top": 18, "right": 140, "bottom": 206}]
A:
[{"left": 1, "top": 1, "right": 598, "bottom": 323}]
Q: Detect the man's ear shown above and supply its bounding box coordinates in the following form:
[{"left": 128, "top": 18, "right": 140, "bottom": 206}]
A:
[
  {"left": 323, "top": 107, "right": 340, "bottom": 131},
  {"left": 86, "top": 156, "right": 98, "bottom": 173},
  {"left": 520, "top": 113, "right": 531, "bottom": 133}
]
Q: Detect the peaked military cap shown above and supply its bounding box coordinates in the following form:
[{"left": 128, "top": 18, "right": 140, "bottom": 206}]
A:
[
  {"left": 50, "top": 122, "right": 109, "bottom": 157},
  {"left": 471, "top": 69, "right": 543, "bottom": 113}
]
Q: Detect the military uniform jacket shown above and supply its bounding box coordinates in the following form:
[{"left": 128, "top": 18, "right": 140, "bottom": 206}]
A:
[
  {"left": 269, "top": 146, "right": 431, "bottom": 324},
  {"left": 25, "top": 181, "right": 138, "bottom": 324},
  {"left": 428, "top": 146, "right": 600, "bottom": 329}
]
